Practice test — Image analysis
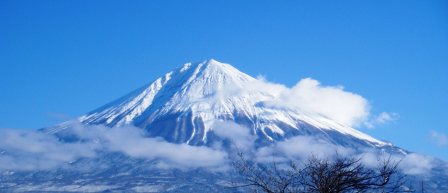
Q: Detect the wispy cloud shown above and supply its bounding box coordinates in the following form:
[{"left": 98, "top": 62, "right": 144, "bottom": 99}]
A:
[
  {"left": 358, "top": 151, "right": 434, "bottom": 175},
  {"left": 399, "top": 153, "right": 435, "bottom": 175},
  {"left": 255, "top": 136, "right": 352, "bottom": 162},
  {"left": 430, "top": 130, "right": 448, "bottom": 147},
  {"left": 212, "top": 121, "right": 255, "bottom": 151},
  {"left": 375, "top": 112, "right": 399, "bottom": 124},
  {"left": 364, "top": 112, "right": 399, "bottom": 128}
]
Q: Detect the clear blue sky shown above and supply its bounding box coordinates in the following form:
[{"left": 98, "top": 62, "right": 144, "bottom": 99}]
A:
[{"left": 0, "top": 0, "right": 447, "bottom": 160}]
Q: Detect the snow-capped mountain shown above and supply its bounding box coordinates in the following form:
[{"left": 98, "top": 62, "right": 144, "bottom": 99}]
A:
[
  {"left": 47, "top": 59, "right": 387, "bottom": 149},
  {"left": 3, "top": 59, "right": 448, "bottom": 193}
]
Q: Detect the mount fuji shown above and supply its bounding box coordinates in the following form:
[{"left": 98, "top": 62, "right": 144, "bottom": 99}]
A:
[
  {"left": 48, "top": 59, "right": 388, "bottom": 148},
  {"left": 1, "top": 59, "right": 447, "bottom": 192}
]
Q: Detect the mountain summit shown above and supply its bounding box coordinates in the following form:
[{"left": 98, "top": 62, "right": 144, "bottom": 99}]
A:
[{"left": 48, "top": 59, "right": 387, "bottom": 149}]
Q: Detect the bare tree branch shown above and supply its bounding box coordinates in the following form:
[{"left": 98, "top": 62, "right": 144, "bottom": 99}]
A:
[{"left": 231, "top": 152, "right": 412, "bottom": 193}]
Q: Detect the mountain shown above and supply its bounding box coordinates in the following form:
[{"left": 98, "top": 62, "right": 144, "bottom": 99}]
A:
[
  {"left": 47, "top": 59, "right": 390, "bottom": 149},
  {"left": 2, "top": 59, "right": 448, "bottom": 192}
]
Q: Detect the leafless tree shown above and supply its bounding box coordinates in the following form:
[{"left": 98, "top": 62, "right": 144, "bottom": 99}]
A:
[
  {"left": 231, "top": 152, "right": 411, "bottom": 193},
  {"left": 299, "top": 154, "right": 408, "bottom": 193}
]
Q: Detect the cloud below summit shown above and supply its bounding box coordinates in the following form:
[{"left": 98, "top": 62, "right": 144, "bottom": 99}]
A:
[
  {"left": 0, "top": 124, "right": 434, "bottom": 175},
  {"left": 0, "top": 125, "right": 228, "bottom": 171},
  {"left": 274, "top": 78, "right": 370, "bottom": 127},
  {"left": 240, "top": 77, "right": 386, "bottom": 128}
]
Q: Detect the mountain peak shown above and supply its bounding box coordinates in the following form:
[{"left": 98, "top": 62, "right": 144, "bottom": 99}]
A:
[
  {"left": 181, "top": 59, "right": 250, "bottom": 80},
  {"left": 204, "top": 58, "right": 221, "bottom": 65},
  {"left": 201, "top": 59, "right": 235, "bottom": 70},
  {"left": 174, "top": 59, "right": 256, "bottom": 94},
  {"left": 180, "top": 59, "right": 228, "bottom": 71}
]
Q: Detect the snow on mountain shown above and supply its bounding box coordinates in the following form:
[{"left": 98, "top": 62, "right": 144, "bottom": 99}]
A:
[{"left": 46, "top": 59, "right": 387, "bottom": 149}]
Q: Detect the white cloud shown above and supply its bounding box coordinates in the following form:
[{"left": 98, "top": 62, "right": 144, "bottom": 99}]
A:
[
  {"left": 430, "top": 130, "right": 448, "bottom": 147},
  {"left": 0, "top": 129, "right": 98, "bottom": 171},
  {"left": 207, "top": 75, "right": 390, "bottom": 129},
  {"left": 257, "top": 78, "right": 370, "bottom": 127},
  {"left": 375, "top": 112, "right": 398, "bottom": 124},
  {"left": 364, "top": 112, "right": 399, "bottom": 128},
  {"left": 284, "top": 78, "right": 370, "bottom": 127},
  {"left": 357, "top": 151, "right": 434, "bottom": 176},
  {"left": 251, "top": 135, "right": 435, "bottom": 176},
  {"left": 255, "top": 136, "right": 353, "bottom": 163},
  {"left": 73, "top": 125, "right": 228, "bottom": 169},
  {"left": 0, "top": 124, "right": 435, "bottom": 176},
  {"left": 212, "top": 121, "right": 255, "bottom": 150},
  {"left": 0, "top": 124, "right": 228, "bottom": 171},
  {"left": 400, "top": 153, "right": 434, "bottom": 175},
  {"left": 357, "top": 151, "right": 384, "bottom": 167}
]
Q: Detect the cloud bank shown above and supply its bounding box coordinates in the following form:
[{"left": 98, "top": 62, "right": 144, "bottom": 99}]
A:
[
  {"left": 0, "top": 125, "right": 227, "bottom": 171},
  {"left": 211, "top": 122, "right": 434, "bottom": 176},
  {"left": 0, "top": 129, "right": 97, "bottom": 171},
  {"left": 254, "top": 136, "right": 434, "bottom": 175},
  {"left": 0, "top": 124, "right": 435, "bottom": 176}
]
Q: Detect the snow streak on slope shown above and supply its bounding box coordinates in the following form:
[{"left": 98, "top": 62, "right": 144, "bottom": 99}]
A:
[{"left": 46, "top": 59, "right": 385, "bottom": 147}]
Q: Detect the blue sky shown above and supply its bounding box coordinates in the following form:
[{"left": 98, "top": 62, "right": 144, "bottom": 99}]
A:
[{"left": 0, "top": 0, "right": 447, "bottom": 160}]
